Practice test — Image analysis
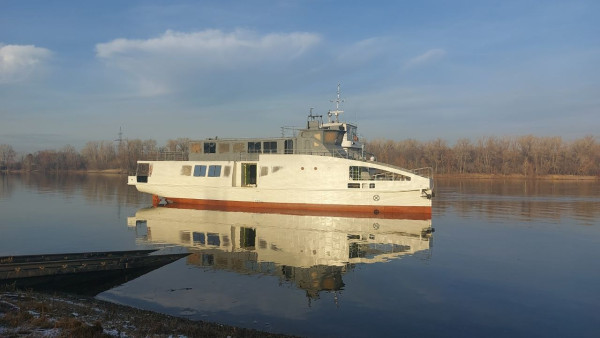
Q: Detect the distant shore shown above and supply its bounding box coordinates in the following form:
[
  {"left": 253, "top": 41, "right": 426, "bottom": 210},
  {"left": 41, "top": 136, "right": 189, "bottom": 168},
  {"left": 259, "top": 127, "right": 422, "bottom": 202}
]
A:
[{"left": 434, "top": 173, "right": 599, "bottom": 180}]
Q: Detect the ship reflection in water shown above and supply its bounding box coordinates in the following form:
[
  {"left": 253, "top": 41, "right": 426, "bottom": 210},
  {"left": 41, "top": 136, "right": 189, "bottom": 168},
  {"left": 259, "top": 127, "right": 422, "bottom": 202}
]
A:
[{"left": 127, "top": 206, "right": 433, "bottom": 300}]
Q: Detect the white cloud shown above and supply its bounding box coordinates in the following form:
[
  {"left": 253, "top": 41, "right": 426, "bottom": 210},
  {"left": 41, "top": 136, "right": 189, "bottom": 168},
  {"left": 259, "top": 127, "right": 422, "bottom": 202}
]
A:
[
  {"left": 336, "top": 37, "right": 390, "bottom": 65},
  {"left": 403, "top": 49, "right": 446, "bottom": 70},
  {"left": 95, "top": 29, "right": 321, "bottom": 96},
  {"left": 0, "top": 44, "right": 52, "bottom": 84}
]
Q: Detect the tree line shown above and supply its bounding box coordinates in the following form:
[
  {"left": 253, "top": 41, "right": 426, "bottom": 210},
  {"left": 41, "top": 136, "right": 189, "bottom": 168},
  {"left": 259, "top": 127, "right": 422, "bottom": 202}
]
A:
[
  {"left": 1, "top": 135, "right": 599, "bottom": 176},
  {"left": 0, "top": 138, "right": 189, "bottom": 173},
  {"left": 366, "top": 135, "right": 599, "bottom": 176}
]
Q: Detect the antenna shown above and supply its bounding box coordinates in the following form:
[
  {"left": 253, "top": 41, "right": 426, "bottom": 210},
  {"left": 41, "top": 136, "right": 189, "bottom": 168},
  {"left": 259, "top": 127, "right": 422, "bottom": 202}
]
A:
[{"left": 328, "top": 83, "right": 344, "bottom": 123}]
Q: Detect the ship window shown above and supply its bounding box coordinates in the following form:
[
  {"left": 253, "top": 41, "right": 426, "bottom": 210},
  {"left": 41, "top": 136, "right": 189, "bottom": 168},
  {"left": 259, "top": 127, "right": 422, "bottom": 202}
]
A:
[
  {"left": 207, "top": 233, "right": 220, "bottom": 246},
  {"left": 180, "top": 231, "right": 191, "bottom": 243},
  {"left": 181, "top": 165, "right": 192, "bottom": 176},
  {"left": 248, "top": 141, "right": 261, "bottom": 153},
  {"left": 137, "top": 163, "right": 150, "bottom": 176},
  {"left": 240, "top": 227, "right": 256, "bottom": 249},
  {"left": 242, "top": 163, "right": 257, "bottom": 187},
  {"left": 233, "top": 142, "right": 244, "bottom": 152},
  {"left": 263, "top": 141, "right": 277, "bottom": 154},
  {"left": 194, "top": 165, "right": 207, "bottom": 177},
  {"left": 259, "top": 239, "right": 267, "bottom": 249},
  {"left": 190, "top": 142, "right": 202, "bottom": 153},
  {"left": 370, "top": 183, "right": 376, "bottom": 188},
  {"left": 349, "top": 166, "right": 370, "bottom": 180},
  {"left": 204, "top": 142, "right": 216, "bottom": 153},
  {"left": 272, "top": 166, "right": 282, "bottom": 173},
  {"left": 349, "top": 166, "right": 410, "bottom": 181},
  {"left": 260, "top": 166, "right": 269, "bottom": 176},
  {"left": 224, "top": 166, "right": 231, "bottom": 177},
  {"left": 348, "top": 183, "right": 360, "bottom": 188},
  {"left": 284, "top": 139, "right": 294, "bottom": 154},
  {"left": 202, "top": 254, "right": 214, "bottom": 266},
  {"left": 218, "top": 143, "right": 230, "bottom": 153},
  {"left": 208, "top": 165, "right": 221, "bottom": 177},
  {"left": 193, "top": 232, "right": 205, "bottom": 245}
]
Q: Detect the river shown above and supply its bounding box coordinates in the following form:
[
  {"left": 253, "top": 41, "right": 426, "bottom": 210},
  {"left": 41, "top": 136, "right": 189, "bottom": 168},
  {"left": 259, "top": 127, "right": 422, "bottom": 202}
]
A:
[{"left": 1, "top": 173, "right": 598, "bottom": 337}]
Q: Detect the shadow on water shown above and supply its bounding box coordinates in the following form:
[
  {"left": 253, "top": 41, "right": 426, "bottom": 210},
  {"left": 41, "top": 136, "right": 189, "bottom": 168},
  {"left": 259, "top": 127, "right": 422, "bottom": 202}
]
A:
[{"left": 1, "top": 250, "right": 190, "bottom": 296}]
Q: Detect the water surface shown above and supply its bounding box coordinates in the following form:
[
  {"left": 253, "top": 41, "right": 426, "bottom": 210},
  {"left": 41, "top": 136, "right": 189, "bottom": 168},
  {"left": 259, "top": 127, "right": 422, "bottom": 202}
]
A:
[{"left": 1, "top": 174, "right": 598, "bottom": 337}]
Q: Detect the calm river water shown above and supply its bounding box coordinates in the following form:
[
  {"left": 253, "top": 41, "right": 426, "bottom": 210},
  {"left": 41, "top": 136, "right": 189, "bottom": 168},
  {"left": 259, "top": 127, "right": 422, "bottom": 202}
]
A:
[{"left": 1, "top": 173, "right": 599, "bottom": 337}]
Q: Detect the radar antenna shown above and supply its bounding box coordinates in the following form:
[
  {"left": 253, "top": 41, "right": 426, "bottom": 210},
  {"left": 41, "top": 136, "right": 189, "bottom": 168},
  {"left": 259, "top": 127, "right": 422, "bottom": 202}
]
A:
[{"left": 328, "top": 83, "right": 344, "bottom": 123}]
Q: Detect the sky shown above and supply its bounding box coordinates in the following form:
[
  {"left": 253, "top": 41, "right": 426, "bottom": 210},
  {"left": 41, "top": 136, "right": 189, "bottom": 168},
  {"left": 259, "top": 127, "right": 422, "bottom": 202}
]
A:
[{"left": 1, "top": 0, "right": 599, "bottom": 153}]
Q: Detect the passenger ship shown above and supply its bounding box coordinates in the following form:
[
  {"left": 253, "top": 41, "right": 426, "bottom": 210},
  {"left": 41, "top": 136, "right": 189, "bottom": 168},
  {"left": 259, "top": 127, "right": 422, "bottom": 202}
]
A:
[{"left": 128, "top": 87, "right": 434, "bottom": 219}]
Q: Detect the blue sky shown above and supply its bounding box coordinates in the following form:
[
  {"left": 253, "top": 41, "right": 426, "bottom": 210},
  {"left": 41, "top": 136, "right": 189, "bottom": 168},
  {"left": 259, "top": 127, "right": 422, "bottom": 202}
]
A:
[{"left": 1, "top": 0, "right": 598, "bottom": 153}]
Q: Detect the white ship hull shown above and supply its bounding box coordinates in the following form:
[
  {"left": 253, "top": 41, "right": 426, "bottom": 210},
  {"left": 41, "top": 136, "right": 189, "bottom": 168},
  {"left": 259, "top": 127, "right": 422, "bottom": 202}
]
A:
[{"left": 129, "top": 154, "right": 432, "bottom": 219}]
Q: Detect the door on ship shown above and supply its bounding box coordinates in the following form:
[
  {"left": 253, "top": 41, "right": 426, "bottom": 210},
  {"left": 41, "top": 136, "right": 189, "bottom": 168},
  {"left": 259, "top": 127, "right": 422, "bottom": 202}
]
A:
[{"left": 241, "top": 163, "right": 257, "bottom": 187}]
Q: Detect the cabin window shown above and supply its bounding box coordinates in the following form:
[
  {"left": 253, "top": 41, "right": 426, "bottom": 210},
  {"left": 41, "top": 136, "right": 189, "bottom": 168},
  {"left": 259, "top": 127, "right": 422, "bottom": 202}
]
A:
[
  {"left": 136, "top": 163, "right": 151, "bottom": 182},
  {"left": 240, "top": 227, "right": 256, "bottom": 249},
  {"left": 180, "top": 231, "right": 191, "bottom": 243},
  {"left": 224, "top": 166, "right": 231, "bottom": 177},
  {"left": 349, "top": 166, "right": 410, "bottom": 181},
  {"left": 202, "top": 254, "right": 215, "bottom": 265},
  {"left": 193, "top": 232, "right": 205, "bottom": 245},
  {"left": 190, "top": 142, "right": 202, "bottom": 153},
  {"left": 263, "top": 141, "right": 277, "bottom": 154},
  {"left": 349, "top": 243, "right": 366, "bottom": 259},
  {"left": 260, "top": 166, "right": 269, "bottom": 176},
  {"left": 137, "top": 163, "right": 150, "bottom": 175},
  {"left": 242, "top": 163, "right": 257, "bottom": 187},
  {"left": 181, "top": 165, "right": 192, "bottom": 176},
  {"left": 272, "top": 166, "right": 282, "bottom": 173},
  {"left": 194, "top": 165, "right": 207, "bottom": 177},
  {"left": 208, "top": 165, "right": 221, "bottom": 177},
  {"left": 219, "top": 143, "right": 230, "bottom": 153},
  {"left": 222, "top": 235, "right": 230, "bottom": 246},
  {"left": 284, "top": 139, "right": 294, "bottom": 154},
  {"left": 204, "top": 142, "right": 216, "bottom": 154},
  {"left": 233, "top": 142, "right": 244, "bottom": 152},
  {"left": 349, "top": 166, "right": 370, "bottom": 180},
  {"left": 248, "top": 141, "right": 261, "bottom": 153},
  {"left": 348, "top": 183, "right": 360, "bottom": 188},
  {"left": 207, "top": 233, "right": 220, "bottom": 246}
]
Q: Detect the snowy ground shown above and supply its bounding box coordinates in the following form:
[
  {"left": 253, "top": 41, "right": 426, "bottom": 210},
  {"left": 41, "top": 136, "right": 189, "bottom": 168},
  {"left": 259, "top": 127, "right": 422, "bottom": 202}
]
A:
[{"left": 0, "top": 290, "right": 291, "bottom": 337}]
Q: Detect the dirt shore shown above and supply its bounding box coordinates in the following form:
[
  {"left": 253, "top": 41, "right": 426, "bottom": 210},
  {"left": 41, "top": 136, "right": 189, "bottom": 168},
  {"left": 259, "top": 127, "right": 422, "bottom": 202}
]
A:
[{"left": 0, "top": 290, "right": 293, "bottom": 337}]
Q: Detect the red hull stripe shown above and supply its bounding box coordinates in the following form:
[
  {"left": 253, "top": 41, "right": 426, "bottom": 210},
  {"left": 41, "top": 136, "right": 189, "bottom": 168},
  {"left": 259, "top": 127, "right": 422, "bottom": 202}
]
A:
[{"left": 156, "top": 196, "right": 432, "bottom": 220}]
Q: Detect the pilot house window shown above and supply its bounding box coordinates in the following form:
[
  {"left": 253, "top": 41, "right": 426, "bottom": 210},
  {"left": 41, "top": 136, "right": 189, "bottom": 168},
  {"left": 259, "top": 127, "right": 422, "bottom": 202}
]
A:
[
  {"left": 263, "top": 141, "right": 277, "bottom": 154},
  {"left": 204, "top": 142, "right": 216, "bottom": 153},
  {"left": 248, "top": 142, "right": 261, "bottom": 153}
]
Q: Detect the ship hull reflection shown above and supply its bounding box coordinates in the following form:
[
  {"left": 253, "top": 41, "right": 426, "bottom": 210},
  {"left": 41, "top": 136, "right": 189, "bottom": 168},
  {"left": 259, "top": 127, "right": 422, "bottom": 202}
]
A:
[{"left": 128, "top": 206, "right": 433, "bottom": 298}]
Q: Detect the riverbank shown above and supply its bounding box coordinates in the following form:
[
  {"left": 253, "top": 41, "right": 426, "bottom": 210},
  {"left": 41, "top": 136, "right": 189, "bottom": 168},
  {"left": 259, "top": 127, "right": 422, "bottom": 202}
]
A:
[
  {"left": 0, "top": 290, "right": 293, "bottom": 337},
  {"left": 434, "top": 173, "right": 598, "bottom": 180}
]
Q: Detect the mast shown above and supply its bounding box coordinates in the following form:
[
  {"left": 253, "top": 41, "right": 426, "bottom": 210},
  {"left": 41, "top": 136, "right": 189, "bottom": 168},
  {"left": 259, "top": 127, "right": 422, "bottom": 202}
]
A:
[{"left": 328, "top": 83, "right": 344, "bottom": 123}]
